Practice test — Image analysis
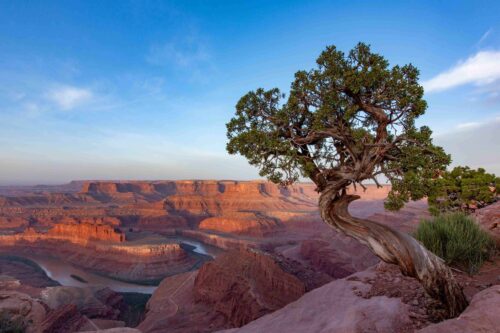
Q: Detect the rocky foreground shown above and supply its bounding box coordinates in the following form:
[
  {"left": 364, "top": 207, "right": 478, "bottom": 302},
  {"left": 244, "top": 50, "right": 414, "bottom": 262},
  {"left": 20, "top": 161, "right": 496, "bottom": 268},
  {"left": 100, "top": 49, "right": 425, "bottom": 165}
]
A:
[{"left": 0, "top": 181, "right": 498, "bottom": 332}]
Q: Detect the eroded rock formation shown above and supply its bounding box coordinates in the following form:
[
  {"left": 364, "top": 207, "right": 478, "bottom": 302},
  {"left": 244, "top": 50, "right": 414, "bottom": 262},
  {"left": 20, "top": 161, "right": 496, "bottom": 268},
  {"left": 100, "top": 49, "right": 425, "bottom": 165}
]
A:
[
  {"left": 219, "top": 263, "right": 438, "bottom": 333},
  {"left": 139, "top": 249, "right": 307, "bottom": 332},
  {"left": 0, "top": 284, "right": 134, "bottom": 333},
  {"left": 474, "top": 200, "right": 500, "bottom": 246},
  {"left": 417, "top": 285, "right": 500, "bottom": 333},
  {"left": 194, "top": 249, "right": 305, "bottom": 327}
]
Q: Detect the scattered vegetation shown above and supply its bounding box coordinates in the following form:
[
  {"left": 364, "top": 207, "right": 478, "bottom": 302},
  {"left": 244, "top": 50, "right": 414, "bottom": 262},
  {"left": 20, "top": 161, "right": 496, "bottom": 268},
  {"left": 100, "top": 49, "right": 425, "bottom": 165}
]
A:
[
  {"left": 0, "top": 312, "right": 26, "bottom": 333},
  {"left": 427, "top": 167, "right": 499, "bottom": 215},
  {"left": 415, "top": 213, "right": 496, "bottom": 274},
  {"left": 118, "top": 292, "right": 152, "bottom": 327}
]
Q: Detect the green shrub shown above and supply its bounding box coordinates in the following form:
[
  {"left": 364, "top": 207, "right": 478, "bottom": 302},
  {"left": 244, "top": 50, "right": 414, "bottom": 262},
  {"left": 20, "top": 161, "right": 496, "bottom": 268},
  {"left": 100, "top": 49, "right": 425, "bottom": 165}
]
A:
[
  {"left": 0, "top": 312, "right": 26, "bottom": 333},
  {"left": 427, "top": 166, "right": 498, "bottom": 215},
  {"left": 414, "top": 213, "right": 496, "bottom": 274}
]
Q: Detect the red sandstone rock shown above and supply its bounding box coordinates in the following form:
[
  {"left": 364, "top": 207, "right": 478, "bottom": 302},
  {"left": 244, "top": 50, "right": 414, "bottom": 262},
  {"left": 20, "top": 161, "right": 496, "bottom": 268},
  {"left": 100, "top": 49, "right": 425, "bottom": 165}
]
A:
[
  {"left": 0, "top": 181, "right": 396, "bottom": 238},
  {"left": 219, "top": 264, "right": 433, "bottom": 333},
  {"left": 194, "top": 249, "right": 306, "bottom": 327},
  {"left": 138, "top": 271, "right": 227, "bottom": 333},
  {"left": 2, "top": 240, "right": 194, "bottom": 282},
  {"left": 138, "top": 249, "right": 308, "bottom": 333},
  {"left": 474, "top": 200, "right": 500, "bottom": 246},
  {"left": 0, "top": 291, "right": 47, "bottom": 333},
  {"left": 0, "top": 216, "right": 28, "bottom": 230},
  {"left": 299, "top": 238, "right": 378, "bottom": 278},
  {"left": 0, "top": 257, "right": 59, "bottom": 290},
  {"left": 82, "top": 328, "right": 142, "bottom": 333},
  {"left": 40, "top": 286, "right": 122, "bottom": 319},
  {"left": 48, "top": 222, "right": 125, "bottom": 242},
  {"left": 0, "top": 181, "right": 426, "bottom": 286},
  {"left": 199, "top": 212, "right": 281, "bottom": 236},
  {"left": 417, "top": 285, "right": 500, "bottom": 333},
  {"left": 39, "top": 304, "right": 87, "bottom": 333}
]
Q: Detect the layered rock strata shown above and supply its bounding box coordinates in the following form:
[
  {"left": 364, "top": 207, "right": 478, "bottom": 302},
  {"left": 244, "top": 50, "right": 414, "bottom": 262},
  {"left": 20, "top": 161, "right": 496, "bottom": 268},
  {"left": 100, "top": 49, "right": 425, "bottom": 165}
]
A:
[
  {"left": 194, "top": 249, "right": 305, "bottom": 327},
  {"left": 138, "top": 249, "right": 307, "bottom": 332},
  {"left": 0, "top": 226, "right": 196, "bottom": 282}
]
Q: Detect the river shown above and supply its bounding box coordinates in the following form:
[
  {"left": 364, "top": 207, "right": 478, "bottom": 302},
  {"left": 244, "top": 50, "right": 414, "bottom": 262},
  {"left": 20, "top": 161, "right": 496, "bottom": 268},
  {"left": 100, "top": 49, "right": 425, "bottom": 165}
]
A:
[
  {"left": 24, "top": 237, "right": 217, "bottom": 294},
  {"left": 27, "top": 254, "right": 158, "bottom": 294}
]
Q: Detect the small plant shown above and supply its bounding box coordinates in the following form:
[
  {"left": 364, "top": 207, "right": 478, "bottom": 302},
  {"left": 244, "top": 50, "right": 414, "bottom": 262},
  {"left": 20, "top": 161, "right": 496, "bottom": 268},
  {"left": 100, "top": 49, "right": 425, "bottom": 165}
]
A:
[
  {"left": 0, "top": 312, "right": 26, "bottom": 333},
  {"left": 415, "top": 213, "right": 496, "bottom": 274}
]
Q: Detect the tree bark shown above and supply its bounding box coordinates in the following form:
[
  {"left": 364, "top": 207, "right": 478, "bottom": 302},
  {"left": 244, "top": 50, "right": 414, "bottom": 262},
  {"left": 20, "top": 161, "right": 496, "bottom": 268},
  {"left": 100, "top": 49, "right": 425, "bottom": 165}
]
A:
[{"left": 319, "top": 185, "right": 469, "bottom": 318}]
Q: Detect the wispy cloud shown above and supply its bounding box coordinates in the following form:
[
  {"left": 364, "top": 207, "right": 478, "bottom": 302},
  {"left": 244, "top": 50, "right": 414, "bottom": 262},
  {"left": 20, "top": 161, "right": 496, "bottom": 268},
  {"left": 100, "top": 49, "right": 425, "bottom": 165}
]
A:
[
  {"left": 147, "top": 39, "right": 210, "bottom": 68},
  {"left": 477, "top": 28, "right": 493, "bottom": 46},
  {"left": 146, "top": 31, "right": 214, "bottom": 82},
  {"left": 46, "top": 85, "right": 93, "bottom": 110},
  {"left": 423, "top": 50, "right": 500, "bottom": 93}
]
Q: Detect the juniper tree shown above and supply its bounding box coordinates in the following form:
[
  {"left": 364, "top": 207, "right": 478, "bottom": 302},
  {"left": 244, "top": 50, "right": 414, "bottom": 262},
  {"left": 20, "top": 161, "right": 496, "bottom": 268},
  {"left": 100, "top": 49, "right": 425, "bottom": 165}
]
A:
[
  {"left": 428, "top": 166, "right": 499, "bottom": 215},
  {"left": 226, "top": 43, "right": 468, "bottom": 317}
]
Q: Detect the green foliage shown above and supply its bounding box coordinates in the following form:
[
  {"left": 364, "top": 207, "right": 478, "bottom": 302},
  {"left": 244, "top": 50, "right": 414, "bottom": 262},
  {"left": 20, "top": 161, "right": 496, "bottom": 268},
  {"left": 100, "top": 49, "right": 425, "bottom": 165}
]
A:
[
  {"left": 414, "top": 213, "right": 496, "bottom": 274},
  {"left": 427, "top": 167, "right": 499, "bottom": 214},
  {"left": 118, "top": 292, "right": 152, "bottom": 327},
  {"left": 0, "top": 312, "right": 26, "bottom": 333},
  {"left": 384, "top": 126, "right": 450, "bottom": 211},
  {"left": 227, "top": 42, "right": 449, "bottom": 205}
]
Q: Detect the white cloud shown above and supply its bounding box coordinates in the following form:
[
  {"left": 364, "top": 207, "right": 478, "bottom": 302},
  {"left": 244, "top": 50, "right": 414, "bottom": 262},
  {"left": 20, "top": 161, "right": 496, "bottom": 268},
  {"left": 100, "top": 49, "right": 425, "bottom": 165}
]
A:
[
  {"left": 47, "top": 85, "right": 93, "bottom": 110},
  {"left": 423, "top": 50, "right": 500, "bottom": 93}
]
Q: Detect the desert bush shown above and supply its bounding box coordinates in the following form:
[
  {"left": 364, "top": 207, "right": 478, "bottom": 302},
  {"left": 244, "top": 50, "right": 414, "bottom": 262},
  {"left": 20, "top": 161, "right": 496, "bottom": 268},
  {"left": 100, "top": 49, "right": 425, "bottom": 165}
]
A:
[
  {"left": 428, "top": 166, "right": 499, "bottom": 215},
  {"left": 414, "top": 213, "right": 495, "bottom": 274},
  {"left": 0, "top": 311, "right": 26, "bottom": 333}
]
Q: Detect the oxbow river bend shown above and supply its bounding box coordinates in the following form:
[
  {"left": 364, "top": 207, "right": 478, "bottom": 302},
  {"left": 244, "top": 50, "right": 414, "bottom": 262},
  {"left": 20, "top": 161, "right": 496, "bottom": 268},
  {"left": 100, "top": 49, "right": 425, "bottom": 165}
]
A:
[{"left": 24, "top": 238, "right": 216, "bottom": 294}]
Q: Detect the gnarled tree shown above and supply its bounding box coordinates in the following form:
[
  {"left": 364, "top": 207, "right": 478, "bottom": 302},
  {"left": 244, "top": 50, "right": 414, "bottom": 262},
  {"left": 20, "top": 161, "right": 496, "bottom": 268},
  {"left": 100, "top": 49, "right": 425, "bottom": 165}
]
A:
[{"left": 226, "top": 43, "right": 468, "bottom": 317}]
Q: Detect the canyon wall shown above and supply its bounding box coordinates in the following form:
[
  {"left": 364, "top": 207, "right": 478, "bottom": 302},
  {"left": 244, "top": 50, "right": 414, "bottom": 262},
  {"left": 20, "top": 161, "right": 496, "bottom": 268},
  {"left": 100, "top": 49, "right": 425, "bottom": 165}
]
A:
[
  {"left": 0, "top": 225, "right": 198, "bottom": 282},
  {"left": 50, "top": 222, "right": 125, "bottom": 242},
  {"left": 0, "top": 180, "right": 404, "bottom": 283},
  {"left": 194, "top": 249, "right": 306, "bottom": 327},
  {"left": 0, "top": 180, "right": 396, "bottom": 238},
  {"left": 138, "top": 249, "right": 307, "bottom": 333}
]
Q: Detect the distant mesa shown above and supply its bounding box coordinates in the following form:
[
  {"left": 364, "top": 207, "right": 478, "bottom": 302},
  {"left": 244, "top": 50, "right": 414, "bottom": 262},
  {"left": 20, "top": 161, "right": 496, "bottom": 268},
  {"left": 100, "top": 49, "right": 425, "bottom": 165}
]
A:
[{"left": 0, "top": 179, "right": 397, "bottom": 285}]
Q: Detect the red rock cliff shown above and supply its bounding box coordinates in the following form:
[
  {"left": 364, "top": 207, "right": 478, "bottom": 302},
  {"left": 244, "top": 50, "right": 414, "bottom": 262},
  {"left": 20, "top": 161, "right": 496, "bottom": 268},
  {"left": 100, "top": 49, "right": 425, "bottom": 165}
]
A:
[
  {"left": 48, "top": 223, "right": 125, "bottom": 242},
  {"left": 193, "top": 249, "right": 305, "bottom": 327}
]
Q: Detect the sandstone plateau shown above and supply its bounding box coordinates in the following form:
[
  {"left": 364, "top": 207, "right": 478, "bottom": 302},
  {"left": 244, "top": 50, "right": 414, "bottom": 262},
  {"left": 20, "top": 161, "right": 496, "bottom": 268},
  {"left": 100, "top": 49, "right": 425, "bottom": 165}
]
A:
[
  {"left": 0, "top": 180, "right": 498, "bottom": 333},
  {"left": 0, "top": 180, "right": 326, "bottom": 283}
]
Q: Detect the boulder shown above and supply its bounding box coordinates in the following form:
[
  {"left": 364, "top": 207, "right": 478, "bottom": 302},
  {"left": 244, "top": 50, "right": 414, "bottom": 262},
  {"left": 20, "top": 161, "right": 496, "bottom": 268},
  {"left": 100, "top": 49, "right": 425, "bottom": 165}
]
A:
[
  {"left": 417, "top": 285, "right": 500, "bottom": 333},
  {"left": 474, "top": 201, "right": 500, "bottom": 246},
  {"left": 0, "top": 291, "right": 47, "bottom": 333},
  {"left": 218, "top": 264, "right": 432, "bottom": 333},
  {"left": 38, "top": 304, "right": 87, "bottom": 333},
  {"left": 299, "top": 238, "right": 378, "bottom": 279},
  {"left": 40, "top": 286, "right": 122, "bottom": 319}
]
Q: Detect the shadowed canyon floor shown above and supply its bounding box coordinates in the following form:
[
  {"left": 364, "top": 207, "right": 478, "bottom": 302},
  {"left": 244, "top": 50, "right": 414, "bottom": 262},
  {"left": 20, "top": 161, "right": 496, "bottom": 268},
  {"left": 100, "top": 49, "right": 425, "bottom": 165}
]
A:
[{"left": 0, "top": 180, "right": 498, "bottom": 332}]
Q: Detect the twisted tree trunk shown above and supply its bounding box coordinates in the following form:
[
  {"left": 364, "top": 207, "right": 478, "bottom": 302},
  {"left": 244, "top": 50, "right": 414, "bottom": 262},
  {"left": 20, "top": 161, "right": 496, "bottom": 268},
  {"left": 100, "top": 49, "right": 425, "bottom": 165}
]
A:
[{"left": 319, "top": 185, "right": 468, "bottom": 318}]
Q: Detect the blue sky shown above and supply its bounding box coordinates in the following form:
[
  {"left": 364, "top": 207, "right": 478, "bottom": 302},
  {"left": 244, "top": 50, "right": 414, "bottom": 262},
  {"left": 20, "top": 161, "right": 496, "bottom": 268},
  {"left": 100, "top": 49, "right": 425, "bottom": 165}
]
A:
[{"left": 1, "top": 0, "right": 499, "bottom": 185}]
